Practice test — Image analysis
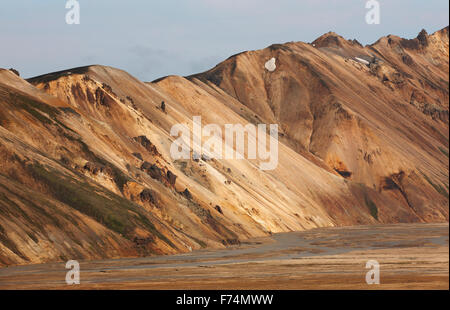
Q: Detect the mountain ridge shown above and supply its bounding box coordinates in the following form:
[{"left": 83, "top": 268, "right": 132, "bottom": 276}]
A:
[{"left": 0, "top": 27, "right": 448, "bottom": 266}]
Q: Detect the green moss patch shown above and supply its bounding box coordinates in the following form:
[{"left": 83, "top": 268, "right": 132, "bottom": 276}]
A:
[
  {"left": 420, "top": 171, "right": 449, "bottom": 199},
  {"left": 24, "top": 162, "right": 174, "bottom": 249},
  {"left": 364, "top": 193, "right": 379, "bottom": 220}
]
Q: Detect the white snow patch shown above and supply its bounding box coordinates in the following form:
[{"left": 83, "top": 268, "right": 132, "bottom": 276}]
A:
[
  {"left": 354, "top": 57, "right": 370, "bottom": 65},
  {"left": 265, "top": 57, "right": 276, "bottom": 72}
]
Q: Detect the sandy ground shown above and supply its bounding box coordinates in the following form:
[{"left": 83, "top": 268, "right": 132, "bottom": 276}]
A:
[{"left": 0, "top": 223, "right": 448, "bottom": 290}]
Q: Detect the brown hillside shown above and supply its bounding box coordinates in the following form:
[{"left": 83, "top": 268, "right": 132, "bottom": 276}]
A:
[{"left": 0, "top": 27, "right": 448, "bottom": 266}]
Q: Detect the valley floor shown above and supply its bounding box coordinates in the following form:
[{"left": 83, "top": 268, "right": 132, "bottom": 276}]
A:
[{"left": 0, "top": 223, "right": 448, "bottom": 290}]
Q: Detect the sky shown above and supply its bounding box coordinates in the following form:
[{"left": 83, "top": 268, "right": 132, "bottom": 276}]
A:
[{"left": 0, "top": 0, "right": 448, "bottom": 81}]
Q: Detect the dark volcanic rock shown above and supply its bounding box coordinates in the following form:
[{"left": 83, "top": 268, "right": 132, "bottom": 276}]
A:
[
  {"left": 134, "top": 136, "right": 160, "bottom": 156},
  {"left": 402, "top": 54, "right": 414, "bottom": 66},
  {"left": 214, "top": 205, "right": 223, "bottom": 214},
  {"left": 166, "top": 170, "right": 177, "bottom": 186},
  {"left": 8, "top": 68, "right": 20, "bottom": 76},
  {"left": 141, "top": 161, "right": 152, "bottom": 171},
  {"left": 140, "top": 188, "right": 157, "bottom": 204},
  {"left": 417, "top": 29, "right": 429, "bottom": 47},
  {"left": 84, "top": 162, "right": 101, "bottom": 175},
  {"left": 132, "top": 152, "right": 143, "bottom": 161},
  {"left": 141, "top": 162, "right": 163, "bottom": 180},
  {"left": 93, "top": 87, "right": 115, "bottom": 107},
  {"left": 133, "top": 236, "right": 155, "bottom": 247},
  {"left": 182, "top": 188, "right": 193, "bottom": 200}
]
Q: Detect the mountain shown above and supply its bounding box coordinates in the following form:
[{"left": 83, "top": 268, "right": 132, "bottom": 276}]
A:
[{"left": 0, "top": 27, "right": 448, "bottom": 266}]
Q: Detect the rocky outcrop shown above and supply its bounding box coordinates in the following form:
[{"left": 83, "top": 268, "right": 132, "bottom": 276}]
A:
[{"left": 134, "top": 136, "right": 161, "bottom": 156}]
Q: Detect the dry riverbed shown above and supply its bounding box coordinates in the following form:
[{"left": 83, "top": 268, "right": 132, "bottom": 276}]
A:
[{"left": 0, "top": 223, "right": 448, "bottom": 290}]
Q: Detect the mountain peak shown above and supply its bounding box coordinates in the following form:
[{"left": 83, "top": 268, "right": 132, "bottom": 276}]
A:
[
  {"left": 312, "top": 31, "right": 347, "bottom": 48},
  {"left": 416, "top": 28, "right": 429, "bottom": 46}
]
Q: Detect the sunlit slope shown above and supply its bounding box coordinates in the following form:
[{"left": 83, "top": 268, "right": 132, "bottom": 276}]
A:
[{"left": 0, "top": 27, "right": 447, "bottom": 266}]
